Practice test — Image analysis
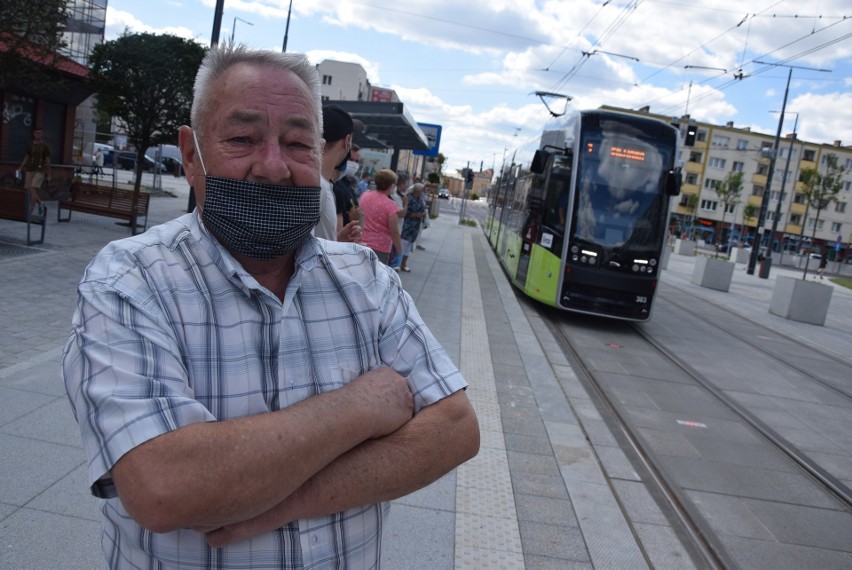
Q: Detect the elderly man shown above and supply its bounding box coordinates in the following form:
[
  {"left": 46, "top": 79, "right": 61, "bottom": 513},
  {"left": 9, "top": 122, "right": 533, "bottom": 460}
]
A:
[{"left": 62, "top": 44, "right": 478, "bottom": 569}]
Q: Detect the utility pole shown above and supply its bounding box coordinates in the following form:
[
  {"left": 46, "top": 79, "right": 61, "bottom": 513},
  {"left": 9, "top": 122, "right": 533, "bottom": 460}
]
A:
[
  {"left": 747, "top": 62, "right": 829, "bottom": 277},
  {"left": 766, "top": 113, "right": 799, "bottom": 266},
  {"left": 282, "top": 0, "right": 294, "bottom": 52}
]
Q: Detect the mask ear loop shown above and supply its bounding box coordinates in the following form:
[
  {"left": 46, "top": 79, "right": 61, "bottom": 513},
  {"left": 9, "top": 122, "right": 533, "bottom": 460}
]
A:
[{"left": 192, "top": 130, "right": 208, "bottom": 176}]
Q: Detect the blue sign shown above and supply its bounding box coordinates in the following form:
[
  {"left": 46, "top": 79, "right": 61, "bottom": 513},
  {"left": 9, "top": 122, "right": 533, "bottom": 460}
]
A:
[{"left": 413, "top": 123, "right": 442, "bottom": 157}]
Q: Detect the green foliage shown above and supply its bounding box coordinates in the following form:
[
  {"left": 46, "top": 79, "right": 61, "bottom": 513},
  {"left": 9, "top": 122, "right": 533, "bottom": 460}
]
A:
[
  {"left": 89, "top": 32, "right": 206, "bottom": 192},
  {"left": 0, "top": 0, "right": 69, "bottom": 93},
  {"left": 742, "top": 203, "right": 757, "bottom": 222},
  {"left": 426, "top": 172, "right": 441, "bottom": 184},
  {"left": 713, "top": 171, "right": 744, "bottom": 257},
  {"left": 459, "top": 218, "right": 477, "bottom": 227},
  {"left": 470, "top": 192, "right": 480, "bottom": 201},
  {"left": 797, "top": 155, "right": 844, "bottom": 280}
]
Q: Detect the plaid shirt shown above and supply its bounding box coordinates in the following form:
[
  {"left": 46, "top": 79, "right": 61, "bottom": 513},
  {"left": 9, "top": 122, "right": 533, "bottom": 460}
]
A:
[{"left": 62, "top": 212, "right": 466, "bottom": 569}]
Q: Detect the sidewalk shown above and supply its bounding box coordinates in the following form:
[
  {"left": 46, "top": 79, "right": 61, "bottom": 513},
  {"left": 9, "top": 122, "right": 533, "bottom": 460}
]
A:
[{"left": 1, "top": 183, "right": 851, "bottom": 568}]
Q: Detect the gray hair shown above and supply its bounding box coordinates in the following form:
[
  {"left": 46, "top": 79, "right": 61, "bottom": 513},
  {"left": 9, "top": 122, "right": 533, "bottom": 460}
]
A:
[{"left": 191, "top": 43, "right": 322, "bottom": 140}]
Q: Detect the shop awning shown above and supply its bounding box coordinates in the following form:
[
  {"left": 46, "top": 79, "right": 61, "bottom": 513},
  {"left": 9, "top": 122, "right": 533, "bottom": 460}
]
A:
[{"left": 324, "top": 100, "right": 430, "bottom": 152}]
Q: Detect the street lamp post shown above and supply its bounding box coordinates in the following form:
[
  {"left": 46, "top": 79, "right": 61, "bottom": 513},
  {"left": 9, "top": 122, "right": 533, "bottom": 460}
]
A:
[
  {"left": 231, "top": 17, "right": 254, "bottom": 44},
  {"left": 282, "top": 0, "right": 294, "bottom": 52},
  {"left": 746, "top": 62, "right": 830, "bottom": 277},
  {"left": 766, "top": 113, "right": 799, "bottom": 266}
]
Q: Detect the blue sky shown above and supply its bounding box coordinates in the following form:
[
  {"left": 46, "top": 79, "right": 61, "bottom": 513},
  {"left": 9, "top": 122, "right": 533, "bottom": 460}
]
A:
[{"left": 105, "top": 0, "right": 852, "bottom": 173}]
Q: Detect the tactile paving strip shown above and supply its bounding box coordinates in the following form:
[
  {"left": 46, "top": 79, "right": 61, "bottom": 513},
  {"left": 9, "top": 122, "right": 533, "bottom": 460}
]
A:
[{"left": 455, "top": 234, "right": 524, "bottom": 569}]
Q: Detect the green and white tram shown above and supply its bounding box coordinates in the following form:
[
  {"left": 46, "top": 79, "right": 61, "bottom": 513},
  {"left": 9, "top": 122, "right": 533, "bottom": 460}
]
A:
[{"left": 485, "top": 109, "right": 681, "bottom": 321}]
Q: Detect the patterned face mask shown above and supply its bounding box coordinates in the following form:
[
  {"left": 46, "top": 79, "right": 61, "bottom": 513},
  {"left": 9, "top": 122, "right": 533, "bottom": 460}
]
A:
[{"left": 193, "top": 131, "right": 321, "bottom": 259}]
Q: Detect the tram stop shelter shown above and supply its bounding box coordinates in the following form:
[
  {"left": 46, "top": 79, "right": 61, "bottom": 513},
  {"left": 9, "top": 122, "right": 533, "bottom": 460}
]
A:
[{"left": 324, "top": 100, "right": 430, "bottom": 170}]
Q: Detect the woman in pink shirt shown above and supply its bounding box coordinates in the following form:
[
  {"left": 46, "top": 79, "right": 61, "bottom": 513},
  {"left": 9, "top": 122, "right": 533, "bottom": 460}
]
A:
[{"left": 359, "top": 169, "right": 403, "bottom": 264}]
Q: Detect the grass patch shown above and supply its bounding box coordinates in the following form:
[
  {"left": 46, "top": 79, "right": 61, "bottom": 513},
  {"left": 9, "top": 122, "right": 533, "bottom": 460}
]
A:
[
  {"left": 830, "top": 277, "right": 852, "bottom": 291},
  {"left": 459, "top": 218, "right": 477, "bottom": 227}
]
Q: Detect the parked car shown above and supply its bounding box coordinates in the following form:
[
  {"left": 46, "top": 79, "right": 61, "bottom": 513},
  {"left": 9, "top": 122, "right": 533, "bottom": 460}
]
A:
[{"left": 115, "top": 151, "right": 164, "bottom": 172}]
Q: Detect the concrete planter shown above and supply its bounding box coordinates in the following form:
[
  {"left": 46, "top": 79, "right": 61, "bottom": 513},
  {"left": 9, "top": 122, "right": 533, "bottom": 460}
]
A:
[
  {"left": 676, "top": 238, "right": 696, "bottom": 256},
  {"left": 730, "top": 246, "right": 750, "bottom": 264},
  {"left": 661, "top": 243, "right": 671, "bottom": 269},
  {"left": 691, "top": 256, "right": 735, "bottom": 292},
  {"left": 769, "top": 276, "right": 833, "bottom": 326}
]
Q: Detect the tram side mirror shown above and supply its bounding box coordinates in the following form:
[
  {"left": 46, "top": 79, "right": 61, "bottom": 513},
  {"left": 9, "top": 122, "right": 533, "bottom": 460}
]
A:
[
  {"left": 531, "top": 150, "right": 549, "bottom": 174},
  {"left": 666, "top": 168, "right": 682, "bottom": 196}
]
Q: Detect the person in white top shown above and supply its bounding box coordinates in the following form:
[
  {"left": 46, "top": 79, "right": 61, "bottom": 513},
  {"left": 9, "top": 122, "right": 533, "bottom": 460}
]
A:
[{"left": 313, "top": 104, "right": 361, "bottom": 243}]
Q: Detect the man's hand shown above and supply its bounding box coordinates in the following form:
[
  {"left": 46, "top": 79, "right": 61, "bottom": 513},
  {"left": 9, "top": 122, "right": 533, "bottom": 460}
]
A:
[
  {"left": 338, "top": 220, "right": 362, "bottom": 243},
  {"left": 347, "top": 367, "right": 414, "bottom": 438}
]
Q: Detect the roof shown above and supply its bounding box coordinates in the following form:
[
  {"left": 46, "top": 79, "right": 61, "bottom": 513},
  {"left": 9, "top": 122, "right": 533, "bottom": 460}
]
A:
[{"left": 324, "top": 100, "right": 430, "bottom": 152}]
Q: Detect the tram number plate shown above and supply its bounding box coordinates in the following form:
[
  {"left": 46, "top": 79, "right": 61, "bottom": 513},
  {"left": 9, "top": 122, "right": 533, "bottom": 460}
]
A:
[{"left": 635, "top": 295, "right": 648, "bottom": 304}]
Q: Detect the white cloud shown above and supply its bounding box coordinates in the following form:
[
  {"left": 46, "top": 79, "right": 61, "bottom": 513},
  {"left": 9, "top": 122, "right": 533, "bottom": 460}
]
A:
[
  {"left": 791, "top": 92, "right": 852, "bottom": 147},
  {"left": 106, "top": 9, "right": 198, "bottom": 41}
]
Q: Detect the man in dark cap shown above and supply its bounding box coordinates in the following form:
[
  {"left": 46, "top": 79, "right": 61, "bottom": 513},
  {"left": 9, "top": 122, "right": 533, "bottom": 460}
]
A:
[{"left": 314, "top": 104, "right": 361, "bottom": 242}]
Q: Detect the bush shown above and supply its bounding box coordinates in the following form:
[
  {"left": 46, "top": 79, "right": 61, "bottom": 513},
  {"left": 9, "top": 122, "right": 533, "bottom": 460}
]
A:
[{"left": 470, "top": 192, "right": 480, "bottom": 201}]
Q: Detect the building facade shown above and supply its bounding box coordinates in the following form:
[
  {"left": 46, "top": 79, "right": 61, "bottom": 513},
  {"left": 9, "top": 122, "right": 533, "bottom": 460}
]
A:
[{"left": 603, "top": 106, "right": 851, "bottom": 262}]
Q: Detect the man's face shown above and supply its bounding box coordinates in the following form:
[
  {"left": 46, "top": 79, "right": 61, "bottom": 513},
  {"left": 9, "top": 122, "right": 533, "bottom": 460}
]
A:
[
  {"left": 33, "top": 129, "right": 43, "bottom": 141},
  {"left": 179, "top": 63, "right": 322, "bottom": 211}
]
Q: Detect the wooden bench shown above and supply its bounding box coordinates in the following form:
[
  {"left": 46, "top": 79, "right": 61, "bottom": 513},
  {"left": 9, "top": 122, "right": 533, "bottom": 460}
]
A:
[
  {"left": 0, "top": 186, "right": 46, "bottom": 245},
  {"left": 57, "top": 182, "right": 149, "bottom": 235}
]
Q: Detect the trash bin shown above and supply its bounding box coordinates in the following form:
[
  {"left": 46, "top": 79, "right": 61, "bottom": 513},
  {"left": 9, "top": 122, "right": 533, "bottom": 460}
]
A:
[{"left": 759, "top": 256, "right": 772, "bottom": 278}]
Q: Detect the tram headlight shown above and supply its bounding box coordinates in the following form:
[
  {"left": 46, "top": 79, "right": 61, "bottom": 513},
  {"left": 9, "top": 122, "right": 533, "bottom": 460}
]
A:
[
  {"left": 632, "top": 264, "right": 639, "bottom": 272},
  {"left": 649, "top": 258, "right": 657, "bottom": 267},
  {"left": 571, "top": 245, "right": 579, "bottom": 253}
]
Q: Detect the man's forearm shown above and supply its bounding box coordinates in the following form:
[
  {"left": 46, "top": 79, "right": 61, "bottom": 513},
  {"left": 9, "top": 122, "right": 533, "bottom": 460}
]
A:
[
  {"left": 111, "top": 368, "right": 414, "bottom": 533},
  {"left": 204, "top": 390, "right": 479, "bottom": 547}
]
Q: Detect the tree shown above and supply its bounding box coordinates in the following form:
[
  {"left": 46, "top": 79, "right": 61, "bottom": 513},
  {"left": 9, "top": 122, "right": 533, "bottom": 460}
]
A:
[
  {"left": 0, "top": 0, "right": 69, "bottom": 94},
  {"left": 713, "top": 171, "right": 744, "bottom": 257},
  {"left": 798, "top": 154, "right": 845, "bottom": 279},
  {"left": 684, "top": 193, "right": 699, "bottom": 238},
  {"left": 88, "top": 32, "right": 206, "bottom": 196}
]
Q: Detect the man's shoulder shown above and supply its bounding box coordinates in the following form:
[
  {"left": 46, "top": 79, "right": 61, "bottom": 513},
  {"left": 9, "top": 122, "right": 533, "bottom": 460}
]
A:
[{"left": 83, "top": 215, "right": 200, "bottom": 283}]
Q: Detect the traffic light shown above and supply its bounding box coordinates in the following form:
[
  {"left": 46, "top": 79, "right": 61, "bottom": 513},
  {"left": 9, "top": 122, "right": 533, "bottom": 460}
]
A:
[
  {"left": 466, "top": 169, "right": 474, "bottom": 183},
  {"left": 684, "top": 124, "right": 697, "bottom": 146}
]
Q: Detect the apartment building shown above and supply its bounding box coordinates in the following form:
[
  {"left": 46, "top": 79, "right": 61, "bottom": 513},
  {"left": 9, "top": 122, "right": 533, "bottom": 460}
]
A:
[{"left": 603, "top": 106, "right": 851, "bottom": 261}]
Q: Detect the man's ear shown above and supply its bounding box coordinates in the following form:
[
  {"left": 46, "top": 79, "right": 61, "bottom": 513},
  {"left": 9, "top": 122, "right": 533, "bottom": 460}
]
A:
[{"left": 178, "top": 126, "right": 201, "bottom": 181}]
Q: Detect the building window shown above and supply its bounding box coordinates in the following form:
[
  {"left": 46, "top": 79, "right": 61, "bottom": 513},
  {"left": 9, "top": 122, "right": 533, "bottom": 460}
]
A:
[
  {"left": 736, "top": 139, "right": 748, "bottom": 150},
  {"left": 725, "top": 204, "right": 735, "bottom": 214},
  {"left": 696, "top": 130, "right": 707, "bottom": 142},
  {"left": 846, "top": 158, "right": 852, "bottom": 169},
  {"left": 708, "top": 157, "right": 726, "bottom": 169},
  {"left": 700, "top": 199, "right": 718, "bottom": 211},
  {"left": 836, "top": 202, "right": 847, "bottom": 213},
  {"left": 794, "top": 193, "right": 805, "bottom": 204},
  {"left": 831, "top": 222, "right": 842, "bottom": 233},
  {"left": 803, "top": 149, "right": 816, "bottom": 161},
  {"left": 713, "top": 136, "right": 730, "bottom": 148},
  {"left": 704, "top": 178, "right": 721, "bottom": 189},
  {"left": 789, "top": 214, "right": 802, "bottom": 225},
  {"left": 770, "top": 190, "right": 787, "bottom": 201},
  {"left": 322, "top": 75, "right": 332, "bottom": 85},
  {"left": 679, "top": 195, "right": 691, "bottom": 207},
  {"left": 732, "top": 161, "right": 744, "bottom": 172},
  {"left": 753, "top": 185, "right": 764, "bottom": 197},
  {"left": 845, "top": 181, "right": 852, "bottom": 192},
  {"left": 778, "top": 146, "right": 798, "bottom": 159},
  {"left": 807, "top": 218, "right": 825, "bottom": 230},
  {"left": 685, "top": 173, "right": 698, "bottom": 185},
  {"left": 757, "top": 164, "right": 769, "bottom": 175},
  {"left": 688, "top": 151, "right": 702, "bottom": 163}
]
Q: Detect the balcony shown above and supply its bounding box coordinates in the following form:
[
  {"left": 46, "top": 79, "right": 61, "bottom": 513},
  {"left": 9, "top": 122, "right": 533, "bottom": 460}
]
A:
[
  {"left": 685, "top": 161, "right": 703, "bottom": 174},
  {"left": 751, "top": 173, "right": 767, "bottom": 186},
  {"left": 790, "top": 202, "right": 807, "bottom": 215}
]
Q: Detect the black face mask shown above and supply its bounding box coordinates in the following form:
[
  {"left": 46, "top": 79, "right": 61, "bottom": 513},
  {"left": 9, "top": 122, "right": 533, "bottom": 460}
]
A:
[{"left": 201, "top": 176, "right": 320, "bottom": 259}]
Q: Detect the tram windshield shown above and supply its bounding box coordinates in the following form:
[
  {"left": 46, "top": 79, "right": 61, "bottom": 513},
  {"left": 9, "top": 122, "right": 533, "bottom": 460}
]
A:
[{"left": 571, "top": 124, "right": 672, "bottom": 255}]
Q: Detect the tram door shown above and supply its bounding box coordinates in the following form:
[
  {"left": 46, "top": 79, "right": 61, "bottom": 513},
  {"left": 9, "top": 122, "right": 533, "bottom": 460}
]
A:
[{"left": 515, "top": 176, "right": 544, "bottom": 286}]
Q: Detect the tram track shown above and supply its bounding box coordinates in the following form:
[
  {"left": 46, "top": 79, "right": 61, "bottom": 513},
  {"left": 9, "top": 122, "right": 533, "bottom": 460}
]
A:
[{"left": 539, "top": 298, "right": 852, "bottom": 569}]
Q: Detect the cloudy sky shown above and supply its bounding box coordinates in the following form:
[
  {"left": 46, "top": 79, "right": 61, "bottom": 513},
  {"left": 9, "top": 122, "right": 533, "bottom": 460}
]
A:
[{"left": 105, "top": 0, "right": 851, "bottom": 173}]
